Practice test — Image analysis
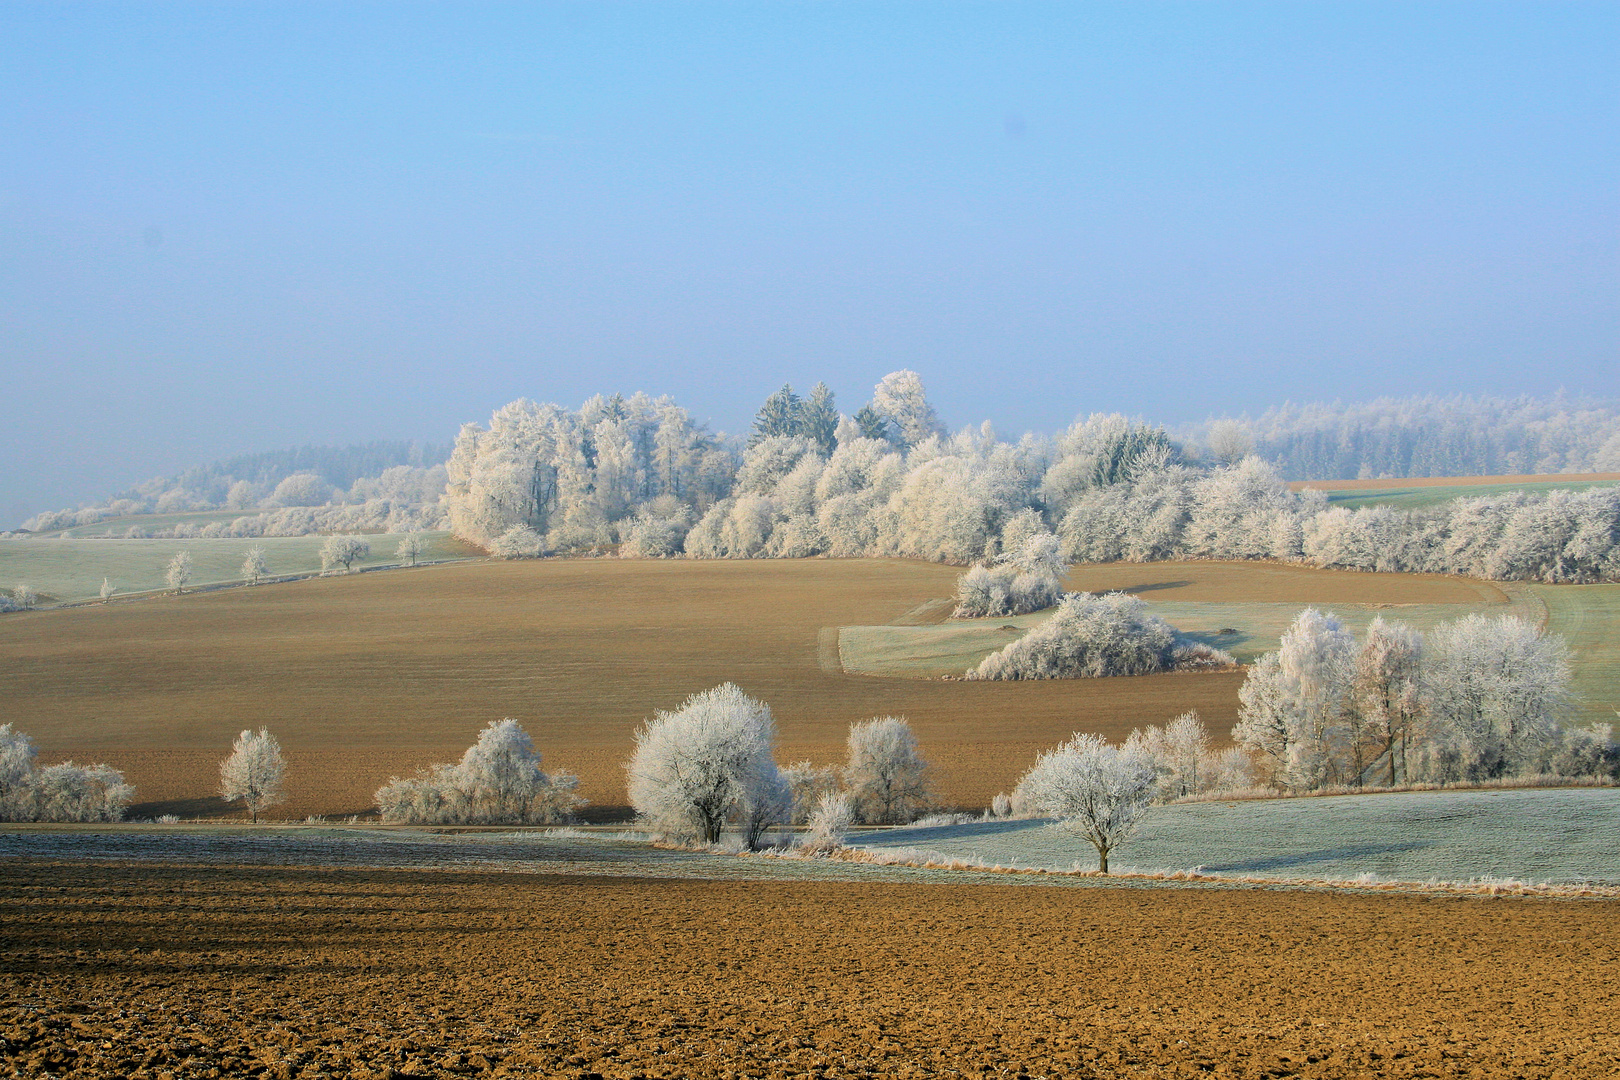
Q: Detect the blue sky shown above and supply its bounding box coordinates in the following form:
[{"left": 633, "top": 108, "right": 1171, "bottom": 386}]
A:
[{"left": 2, "top": 2, "right": 1615, "bottom": 525}]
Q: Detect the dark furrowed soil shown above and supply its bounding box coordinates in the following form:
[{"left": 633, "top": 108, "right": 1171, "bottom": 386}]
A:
[{"left": 2, "top": 860, "right": 1616, "bottom": 1079}]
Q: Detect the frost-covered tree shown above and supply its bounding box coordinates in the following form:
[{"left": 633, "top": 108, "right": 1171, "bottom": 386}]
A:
[
  {"left": 624, "top": 683, "right": 781, "bottom": 845},
  {"left": 1353, "top": 617, "right": 1424, "bottom": 786},
  {"left": 165, "top": 551, "right": 193, "bottom": 594},
  {"left": 802, "top": 382, "right": 839, "bottom": 455},
  {"left": 868, "top": 370, "right": 945, "bottom": 448},
  {"left": 1013, "top": 733, "right": 1157, "bottom": 873},
  {"left": 843, "top": 717, "right": 930, "bottom": 824},
  {"left": 99, "top": 577, "right": 116, "bottom": 602},
  {"left": 241, "top": 545, "right": 269, "bottom": 585},
  {"left": 1232, "top": 608, "right": 1354, "bottom": 790},
  {"left": 269, "top": 472, "right": 333, "bottom": 507},
  {"left": 319, "top": 534, "right": 370, "bottom": 573},
  {"left": 219, "top": 727, "right": 287, "bottom": 823},
  {"left": 489, "top": 524, "right": 543, "bottom": 559},
  {"left": 1418, "top": 615, "right": 1571, "bottom": 781},
  {"left": 0, "top": 724, "right": 38, "bottom": 820},
  {"left": 1126, "top": 711, "right": 1210, "bottom": 799},
  {"left": 1204, "top": 418, "right": 1254, "bottom": 466},
  {"left": 750, "top": 385, "right": 806, "bottom": 446},
  {"left": 375, "top": 719, "right": 582, "bottom": 825},
  {"left": 395, "top": 532, "right": 424, "bottom": 567}
]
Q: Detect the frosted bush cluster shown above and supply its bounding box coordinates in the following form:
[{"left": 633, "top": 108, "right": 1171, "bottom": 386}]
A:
[
  {"left": 375, "top": 719, "right": 583, "bottom": 825},
  {"left": 1234, "top": 610, "right": 1619, "bottom": 790},
  {"left": 952, "top": 525, "right": 1067, "bottom": 618},
  {"left": 624, "top": 686, "right": 933, "bottom": 847},
  {"left": 967, "top": 592, "right": 1235, "bottom": 681},
  {"left": 0, "top": 724, "right": 133, "bottom": 822}
]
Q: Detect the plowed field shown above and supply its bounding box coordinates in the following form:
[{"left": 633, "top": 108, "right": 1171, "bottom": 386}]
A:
[{"left": 2, "top": 860, "right": 1616, "bottom": 1079}]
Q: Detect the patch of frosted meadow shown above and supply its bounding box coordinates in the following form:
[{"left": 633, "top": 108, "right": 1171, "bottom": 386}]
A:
[{"left": 853, "top": 787, "right": 1620, "bottom": 886}]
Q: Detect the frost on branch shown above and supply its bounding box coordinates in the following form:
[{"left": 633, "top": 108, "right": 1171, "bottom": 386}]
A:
[{"left": 219, "top": 727, "right": 287, "bottom": 823}]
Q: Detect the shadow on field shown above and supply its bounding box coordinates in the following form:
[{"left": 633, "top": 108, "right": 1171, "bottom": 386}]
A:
[
  {"left": 1119, "top": 580, "right": 1192, "bottom": 594},
  {"left": 127, "top": 796, "right": 238, "bottom": 820},
  {"left": 1203, "top": 842, "right": 1427, "bottom": 874}
]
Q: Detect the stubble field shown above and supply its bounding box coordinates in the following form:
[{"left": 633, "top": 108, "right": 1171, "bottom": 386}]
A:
[
  {"left": 2, "top": 859, "right": 1616, "bottom": 1079},
  {"left": 2, "top": 556, "right": 1607, "bottom": 820}
]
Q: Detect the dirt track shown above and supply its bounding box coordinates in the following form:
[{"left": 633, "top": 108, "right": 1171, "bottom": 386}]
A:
[{"left": 2, "top": 860, "right": 1616, "bottom": 1079}]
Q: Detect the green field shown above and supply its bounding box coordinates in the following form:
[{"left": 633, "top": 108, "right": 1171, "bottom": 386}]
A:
[
  {"left": 0, "top": 531, "right": 464, "bottom": 604},
  {"left": 1318, "top": 479, "right": 1619, "bottom": 511},
  {"left": 839, "top": 578, "right": 1619, "bottom": 726},
  {"left": 24, "top": 510, "right": 280, "bottom": 539}
]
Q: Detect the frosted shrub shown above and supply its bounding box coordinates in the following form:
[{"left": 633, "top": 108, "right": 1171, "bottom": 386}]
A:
[
  {"left": 991, "top": 792, "right": 1014, "bottom": 818},
  {"left": 1013, "top": 733, "right": 1157, "bottom": 874},
  {"left": 780, "top": 761, "right": 840, "bottom": 824},
  {"left": 799, "top": 792, "right": 855, "bottom": 852},
  {"left": 968, "top": 592, "right": 1233, "bottom": 681},
  {"left": 489, "top": 525, "right": 543, "bottom": 559},
  {"left": 241, "top": 545, "right": 269, "bottom": 584},
  {"left": 624, "top": 683, "right": 782, "bottom": 846},
  {"left": 0, "top": 724, "right": 134, "bottom": 823},
  {"left": 844, "top": 717, "right": 930, "bottom": 824},
  {"left": 375, "top": 719, "right": 583, "bottom": 825},
  {"left": 618, "top": 499, "right": 691, "bottom": 558}
]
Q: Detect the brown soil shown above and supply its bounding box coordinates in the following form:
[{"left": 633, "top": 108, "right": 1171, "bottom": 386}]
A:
[
  {"left": 2, "top": 860, "right": 1616, "bottom": 1079},
  {"left": 1288, "top": 472, "right": 1620, "bottom": 491},
  {"left": 0, "top": 559, "right": 1480, "bottom": 820}
]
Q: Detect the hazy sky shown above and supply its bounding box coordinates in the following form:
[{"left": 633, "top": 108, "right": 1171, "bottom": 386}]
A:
[{"left": 3, "top": 2, "right": 1616, "bottom": 527}]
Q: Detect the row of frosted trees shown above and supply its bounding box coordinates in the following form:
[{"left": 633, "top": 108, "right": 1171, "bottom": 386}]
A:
[
  {"left": 1233, "top": 610, "right": 1616, "bottom": 789},
  {"left": 443, "top": 373, "right": 1620, "bottom": 584}
]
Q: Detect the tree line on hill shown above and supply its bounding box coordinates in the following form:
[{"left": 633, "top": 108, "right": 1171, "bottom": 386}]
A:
[{"left": 440, "top": 372, "right": 1619, "bottom": 584}]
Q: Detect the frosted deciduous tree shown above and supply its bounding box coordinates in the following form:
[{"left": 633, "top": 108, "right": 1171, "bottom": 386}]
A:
[
  {"left": 269, "top": 472, "right": 333, "bottom": 507},
  {"left": 99, "top": 577, "right": 116, "bottom": 602},
  {"left": 489, "top": 524, "right": 543, "bottom": 558},
  {"left": 1013, "top": 733, "right": 1157, "bottom": 873},
  {"left": 780, "top": 761, "right": 840, "bottom": 824},
  {"left": 869, "top": 369, "right": 945, "bottom": 448},
  {"left": 1233, "top": 608, "right": 1354, "bottom": 790},
  {"left": 13, "top": 584, "right": 38, "bottom": 610},
  {"left": 1419, "top": 615, "right": 1571, "bottom": 781},
  {"left": 0, "top": 724, "right": 37, "bottom": 820},
  {"left": 1353, "top": 617, "right": 1424, "bottom": 786},
  {"left": 165, "top": 552, "right": 193, "bottom": 594},
  {"left": 219, "top": 728, "right": 287, "bottom": 823},
  {"left": 1204, "top": 418, "right": 1254, "bottom": 465},
  {"left": 395, "top": 533, "right": 425, "bottom": 567},
  {"left": 624, "top": 683, "right": 781, "bottom": 845},
  {"left": 320, "top": 534, "right": 370, "bottom": 573},
  {"left": 1126, "top": 711, "right": 1210, "bottom": 799},
  {"left": 844, "top": 717, "right": 930, "bottom": 824},
  {"left": 242, "top": 545, "right": 269, "bottom": 585}
]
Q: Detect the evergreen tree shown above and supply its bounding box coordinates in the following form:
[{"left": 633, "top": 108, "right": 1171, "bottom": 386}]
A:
[
  {"left": 750, "top": 385, "right": 805, "bottom": 446},
  {"left": 802, "top": 382, "right": 839, "bottom": 455}
]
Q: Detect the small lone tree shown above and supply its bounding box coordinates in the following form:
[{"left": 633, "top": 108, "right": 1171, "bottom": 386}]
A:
[
  {"left": 99, "top": 577, "right": 116, "bottom": 603},
  {"left": 319, "top": 535, "right": 370, "bottom": 573},
  {"left": 14, "top": 584, "right": 38, "bottom": 610},
  {"left": 395, "top": 532, "right": 425, "bottom": 567},
  {"left": 165, "top": 552, "right": 192, "bottom": 594},
  {"left": 1013, "top": 733, "right": 1157, "bottom": 873},
  {"left": 241, "top": 545, "right": 269, "bottom": 585},
  {"left": 844, "top": 716, "right": 930, "bottom": 824},
  {"left": 220, "top": 728, "right": 287, "bottom": 823}
]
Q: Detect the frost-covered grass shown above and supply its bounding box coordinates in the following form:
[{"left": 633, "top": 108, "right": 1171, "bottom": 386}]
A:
[
  {"left": 0, "top": 531, "right": 461, "bottom": 604},
  {"left": 849, "top": 787, "right": 1620, "bottom": 886}
]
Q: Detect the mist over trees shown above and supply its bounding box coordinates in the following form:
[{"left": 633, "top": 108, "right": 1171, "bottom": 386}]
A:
[
  {"left": 22, "top": 440, "right": 453, "bottom": 535},
  {"left": 1185, "top": 396, "right": 1620, "bottom": 481}
]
